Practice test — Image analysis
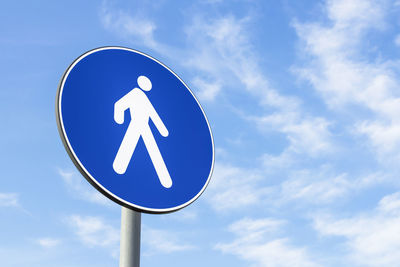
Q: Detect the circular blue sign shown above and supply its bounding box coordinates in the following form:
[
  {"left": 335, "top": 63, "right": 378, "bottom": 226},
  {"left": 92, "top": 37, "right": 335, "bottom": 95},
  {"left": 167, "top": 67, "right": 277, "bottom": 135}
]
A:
[{"left": 56, "top": 47, "right": 214, "bottom": 213}]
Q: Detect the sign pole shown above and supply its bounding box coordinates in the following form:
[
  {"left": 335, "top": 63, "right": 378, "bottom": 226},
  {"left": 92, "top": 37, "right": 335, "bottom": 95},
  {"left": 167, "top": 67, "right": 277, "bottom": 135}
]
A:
[{"left": 120, "top": 207, "right": 141, "bottom": 267}]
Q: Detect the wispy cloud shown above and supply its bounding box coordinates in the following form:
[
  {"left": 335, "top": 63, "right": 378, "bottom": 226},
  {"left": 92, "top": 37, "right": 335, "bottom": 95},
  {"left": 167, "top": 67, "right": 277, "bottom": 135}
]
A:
[
  {"left": 99, "top": 1, "right": 165, "bottom": 52},
  {"left": 58, "top": 169, "right": 111, "bottom": 206},
  {"left": 0, "top": 193, "right": 19, "bottom": 207},
  {"left": 184, "top": 14, "right": 299, "bottom": 107},
  {"left": 36, "top": 238, "right": 61, "bottom": 248},
  {"left": 250, "top": 113, "right": 333, "bottom": 157},
  {"left": 184, "top": 14, "right": 334, "bottom": 156},
  {"left": 314, "top": 191, "right": 400, "bottom": 266},
  {"left": 216, "top": 217, "right": 320, "bottom": 267},
  {"left": 191, "top": 77, "right": 222, "bottom": 102},
  {"left": 142, "top": 227, "right": 195, "bottom": 255},
  {"left": 227, "top": 217, "right": 286, "bottom": 237},
  {"left": 163, "top": 208, "right": 198, "bottom": 222},
  {"left": 294, "top": 0, "right": 400, "bottom": 162},
  {"left": 395, "top": 35, "right": 400, "bottom": 46},
  {"left": 278, "top": 167, "right": 388, "bottom": 205},
  {"left": 206, "top": 158, "right": 388, "bottom": 213},
  {"left": 66, "top": 215, "right": 195, "bottom": 258},
  {"left": 204, "top": 162, "right": 271, "bottom": 212},
  {"left": 66, "top": 215, "right": 119, "bottom": 248}
]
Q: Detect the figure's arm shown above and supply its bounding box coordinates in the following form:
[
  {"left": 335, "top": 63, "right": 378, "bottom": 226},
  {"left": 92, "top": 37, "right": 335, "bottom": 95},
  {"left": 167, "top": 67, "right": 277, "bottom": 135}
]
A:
[
  {"left": 148, "top": 101, "right": 168, "bottom": 137},
  {"left": 114, "top": 94, "right": 130, "bottom": 124}
]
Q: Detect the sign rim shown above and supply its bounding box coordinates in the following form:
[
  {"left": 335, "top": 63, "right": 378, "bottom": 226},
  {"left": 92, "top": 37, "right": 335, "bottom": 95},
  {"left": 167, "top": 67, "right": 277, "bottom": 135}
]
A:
[{"left": 55, "top": 46, "right": 215, "bottom": 214}]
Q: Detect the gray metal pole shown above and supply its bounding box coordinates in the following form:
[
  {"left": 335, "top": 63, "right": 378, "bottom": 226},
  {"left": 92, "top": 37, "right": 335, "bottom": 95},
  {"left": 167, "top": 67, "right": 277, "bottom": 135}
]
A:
[{"left": 120, "top": 207, "right": 141, "bottom": 267}]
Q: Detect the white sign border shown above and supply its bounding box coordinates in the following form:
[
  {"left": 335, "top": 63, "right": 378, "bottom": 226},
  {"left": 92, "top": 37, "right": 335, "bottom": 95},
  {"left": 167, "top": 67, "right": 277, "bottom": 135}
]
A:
[{"left": 56, "top": 46, "right": 215, "bottom": 214}]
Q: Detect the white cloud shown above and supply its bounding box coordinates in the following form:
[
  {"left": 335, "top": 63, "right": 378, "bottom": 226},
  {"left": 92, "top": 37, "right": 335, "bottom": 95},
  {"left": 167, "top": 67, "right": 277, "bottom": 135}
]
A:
[
  {"left": 281, "top": 171, "right": 350, "bottom": 204},
  {"left": 259, "top": 149, "right": 391, "bottom": 206},
  {"left": 58, "top": 169, "right": 111, "bottom": 206},
  {"left": 314, "top": 191, "right": 400, "bottom": 266},
  {"left": 191, "top": 76, "right": 222, "bottom": 102},
  {"left": 185, "top": 15, "right": 334, "bottom": 156},
  {"left": 142, "top": 227, "right": 195, "bottom": 255},
  {"left": 250, "top": 156, "right": 389, "bottom": 207},
  {"left": 228, "top": 217, "right": 286, "bottom": 237},
  {"left": 0, "top": 193, "right": 19, "bottom": 207},
  {"left": 100, "top": 1, "right": 159, "bottom": 50},
  {"left": 216, "top": 217, "right": 320, "bottom": 267},
  {"left": 294, "top": 0, "right": 400, "bottom": 161},
  {"left": 184, "top": 15, "right": 300, "bottom": 108},
  {"left": 163, "top": 208, "right": 198, "bottom": 221},
  {"left": 36, "top": 238, "right": 60, "bottom": 248},
  {"left": 67, "top": 215, "right": 194, "bottom": 258},
  {"left": 251, "top": 113, "right": 333, "bottom": 156},
  {"left": 206, "top": 159, "right": 388, "bottom": 212},
  {"left": 66, "top": 215, "right": 119, "bottom": 248},
  {"left": 204, "top": 163, "right": 271, "bottom": 212},
  {"left": 326, "top": 0, "right": 386, "bottom": 31},
  {"left": 394, "top": 35, "right": 400, "bottom": 46},
  {"left": 260, "top": 150, "right": 295, "bottom": 171},
  {"left": 379, "top": 192, "right": 400, "bottom": 214},
  {"left": 357, "top": 120, "right": 400, "bottom": 156},
  {"left": 278, "top": 168, "right": 387, "bottom": 205}
]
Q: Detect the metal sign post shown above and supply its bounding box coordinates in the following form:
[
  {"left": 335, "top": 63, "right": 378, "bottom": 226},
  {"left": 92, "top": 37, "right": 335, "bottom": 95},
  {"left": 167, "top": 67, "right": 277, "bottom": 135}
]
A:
[{"left": 120, "top": 207, "right": 141, "bottom": 267}]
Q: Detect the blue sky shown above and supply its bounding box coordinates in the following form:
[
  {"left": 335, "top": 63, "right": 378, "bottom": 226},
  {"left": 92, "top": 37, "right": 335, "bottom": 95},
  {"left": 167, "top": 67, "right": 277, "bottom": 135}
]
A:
[{"left": 1, "top": 0, "right": 400, "bottom": 266}]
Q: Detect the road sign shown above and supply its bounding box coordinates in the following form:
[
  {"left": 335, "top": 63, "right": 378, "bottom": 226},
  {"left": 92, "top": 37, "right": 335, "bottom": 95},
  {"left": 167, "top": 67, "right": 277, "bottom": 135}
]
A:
[{"left": 56, "top": 47, "right": 214, "bottom": 213}]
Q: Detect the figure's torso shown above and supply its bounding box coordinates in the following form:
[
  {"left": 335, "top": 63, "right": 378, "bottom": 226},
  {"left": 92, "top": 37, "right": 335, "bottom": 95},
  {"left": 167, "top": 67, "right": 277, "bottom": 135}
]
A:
[{"left": 126, "top": 88, "right": 151, "bottom": 126}]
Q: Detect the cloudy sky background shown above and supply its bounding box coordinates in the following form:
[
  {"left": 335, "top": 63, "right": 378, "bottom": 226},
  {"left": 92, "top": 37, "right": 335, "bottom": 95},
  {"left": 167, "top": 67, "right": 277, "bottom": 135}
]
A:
[{"left": 1, "top": 0, "right": 400, "bottom": 266}]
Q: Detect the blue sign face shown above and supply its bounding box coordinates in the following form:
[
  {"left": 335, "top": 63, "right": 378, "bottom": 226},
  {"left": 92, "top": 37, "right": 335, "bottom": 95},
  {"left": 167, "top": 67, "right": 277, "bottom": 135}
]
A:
[{"left": 56, "top": 47, "right": 214, "bottom": 213}]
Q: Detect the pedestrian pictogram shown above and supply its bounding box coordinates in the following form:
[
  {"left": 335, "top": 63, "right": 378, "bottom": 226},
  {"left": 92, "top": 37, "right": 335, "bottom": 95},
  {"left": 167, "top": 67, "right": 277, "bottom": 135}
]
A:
[{"left": 113, "top": 75, "right": 172, "bottom": 188}]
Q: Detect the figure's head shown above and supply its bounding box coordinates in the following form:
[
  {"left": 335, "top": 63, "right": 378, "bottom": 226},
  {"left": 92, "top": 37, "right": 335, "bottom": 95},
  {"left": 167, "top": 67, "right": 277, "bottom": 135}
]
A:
[{"left": 138, "top": 75, "right": 152, "bottom": 91}]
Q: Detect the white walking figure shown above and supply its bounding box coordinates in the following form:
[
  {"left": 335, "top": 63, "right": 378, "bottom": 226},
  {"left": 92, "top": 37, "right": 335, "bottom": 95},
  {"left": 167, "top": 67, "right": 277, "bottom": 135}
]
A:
[{"left": 113, "top": 75, "right": 172, "bottom": 188}]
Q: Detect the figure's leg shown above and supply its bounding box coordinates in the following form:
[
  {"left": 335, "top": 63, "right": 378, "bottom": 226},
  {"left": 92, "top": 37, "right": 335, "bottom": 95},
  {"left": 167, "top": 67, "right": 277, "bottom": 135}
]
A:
[
  {"left": 113, "top": 123, "right": 141, "bottom": 174},
  {"left": 141, "top": 127, "right": 172, "bottom": 188}
]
